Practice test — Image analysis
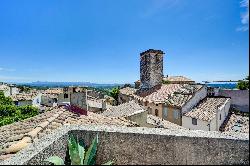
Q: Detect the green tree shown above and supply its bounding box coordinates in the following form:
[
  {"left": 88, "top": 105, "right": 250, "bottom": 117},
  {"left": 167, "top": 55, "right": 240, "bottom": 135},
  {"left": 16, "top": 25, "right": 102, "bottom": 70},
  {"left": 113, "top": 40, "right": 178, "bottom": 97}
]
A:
[
  {"left": 0, "top": 91, "right": 13, "bottom": 105},
  {"left": 237, "top": 76, "right": 249, "bottom": 90},
  {"left": 0, "top": 91, "right": 39, "bottom": 127},
  {"left": 109, "top": 87, "right": 119, "bottom": 101}
]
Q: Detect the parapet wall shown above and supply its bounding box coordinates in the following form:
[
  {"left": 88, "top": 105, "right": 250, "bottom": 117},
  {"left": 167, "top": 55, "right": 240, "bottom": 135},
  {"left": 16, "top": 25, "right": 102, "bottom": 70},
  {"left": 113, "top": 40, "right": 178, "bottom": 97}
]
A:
[
  {"left": 219, "top": 89, "right": 249, "bottom": 112},
  {"left": 1, "top": 125, "right": 248, "bottom": 165}
]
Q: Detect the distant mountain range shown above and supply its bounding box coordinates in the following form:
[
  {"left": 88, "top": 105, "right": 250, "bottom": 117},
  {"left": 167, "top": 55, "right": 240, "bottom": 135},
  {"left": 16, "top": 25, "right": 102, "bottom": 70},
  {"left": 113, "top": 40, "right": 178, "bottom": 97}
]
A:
[{"left": 13, "top": 81, "right": 126, "bottom": 88}]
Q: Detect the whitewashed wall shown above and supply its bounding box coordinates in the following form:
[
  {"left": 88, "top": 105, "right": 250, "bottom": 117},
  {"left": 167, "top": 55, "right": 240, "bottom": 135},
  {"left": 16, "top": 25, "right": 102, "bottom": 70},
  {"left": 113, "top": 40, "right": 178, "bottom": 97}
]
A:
[
  {"left": 32, "top": 93, "right": 42, "bottom": 107},
  {"left": 182, "top": 86, "right": 207, "bottom": 114},
  {"left": 182, "top": 99, "right": 231, "bottom": 131}
]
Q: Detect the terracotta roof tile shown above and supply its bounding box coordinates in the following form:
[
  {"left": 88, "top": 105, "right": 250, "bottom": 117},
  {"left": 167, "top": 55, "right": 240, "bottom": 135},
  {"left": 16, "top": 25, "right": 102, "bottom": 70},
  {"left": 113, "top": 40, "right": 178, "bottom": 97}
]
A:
[
  {"left": 101, "top": 101, "right": 146, "bottom": 118},
  {"left": 163, "top": 76, "right": 194, "bottom": 82},
  {"left": 223, "top": 114, "right": 249, "bottom": 133},
  {"left": 184, "top": 98, "right": 230, "bottom": 121},
  {"left": 10, "top": 92, "right": 39, "bottom": 101},
  {"left": 0, "top": 107, "right": 138, "bottom": 161},
  {"left": 147, "top": 115, "right": 186, "bottom": 130},
  {"left": 119, "top": 87, "right": 136, "bottom": 96}
]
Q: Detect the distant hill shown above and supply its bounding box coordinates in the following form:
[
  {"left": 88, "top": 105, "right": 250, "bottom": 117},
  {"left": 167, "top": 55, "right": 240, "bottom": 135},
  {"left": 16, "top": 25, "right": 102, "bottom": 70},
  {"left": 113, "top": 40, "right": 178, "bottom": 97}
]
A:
[{"left": 14, "top": 81, "right": 126, "bottom": 88}]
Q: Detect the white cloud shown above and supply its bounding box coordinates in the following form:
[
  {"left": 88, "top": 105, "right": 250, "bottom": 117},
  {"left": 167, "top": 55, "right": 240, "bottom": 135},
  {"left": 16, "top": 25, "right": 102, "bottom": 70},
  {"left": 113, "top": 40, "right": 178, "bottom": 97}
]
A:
[
  {"left": 0, "top": 75, "right": 32, "bottom": 82},
  {"left": 0, "top": 67, "right": 16, "bottom": 72},
  {"left": 237, "top": 0, "right": 249, "bottom": 31}
]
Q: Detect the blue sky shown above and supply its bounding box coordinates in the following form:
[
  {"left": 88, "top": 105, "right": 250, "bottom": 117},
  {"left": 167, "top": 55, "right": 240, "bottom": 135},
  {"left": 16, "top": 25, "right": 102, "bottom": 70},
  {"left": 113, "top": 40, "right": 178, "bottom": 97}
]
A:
[{"left": 0, "top": 0, "right": 249, "bottom": 84}]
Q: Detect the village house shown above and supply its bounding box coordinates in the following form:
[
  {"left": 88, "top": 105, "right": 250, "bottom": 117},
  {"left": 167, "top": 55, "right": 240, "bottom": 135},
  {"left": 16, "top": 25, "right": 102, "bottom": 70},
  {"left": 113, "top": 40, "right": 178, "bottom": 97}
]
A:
[
  {"left": 118, "top": 49, "right": 208, "bottom": 125},
  {"left": 0, "top": 84, "right": 19, "bottom": 97},
  {"left": 41, "top": 88, "right": 63, "bottom": 107},
  {"left": 57, "top": 86, "right": 111, "bottom": 113},
  {"left": 118, "top": 87, "right": 136, "bottom": 104},
  {"left": 10, "top": 92, "right": 42, "bottom": 107},
  {"left": 182, "top": 97, "right": 231, "bottom": 131}
]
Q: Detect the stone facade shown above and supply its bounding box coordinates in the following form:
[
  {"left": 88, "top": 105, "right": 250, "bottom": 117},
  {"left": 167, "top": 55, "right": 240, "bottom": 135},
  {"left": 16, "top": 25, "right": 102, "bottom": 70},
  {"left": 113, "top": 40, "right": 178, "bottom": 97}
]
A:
[{"left": 140, "top": 49, "right": 164, "bottom": 90}]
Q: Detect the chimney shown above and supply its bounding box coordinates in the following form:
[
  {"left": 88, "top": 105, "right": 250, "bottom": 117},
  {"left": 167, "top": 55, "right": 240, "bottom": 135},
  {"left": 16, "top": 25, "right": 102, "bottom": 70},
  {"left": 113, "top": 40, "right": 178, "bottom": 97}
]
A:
[{"left": 101, "top": 99, "right": 107, "bottom": 111}]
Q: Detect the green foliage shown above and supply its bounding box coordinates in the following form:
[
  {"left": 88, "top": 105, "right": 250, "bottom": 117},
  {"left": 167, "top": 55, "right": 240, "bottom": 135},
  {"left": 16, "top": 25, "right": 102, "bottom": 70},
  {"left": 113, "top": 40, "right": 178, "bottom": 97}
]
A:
[
  {"left": 46, "top": 134, "right": 114, "bottom": 165},
  {"left": 162, "top": 80, "right": 171, "bottom": 84},
  {"left": 16, "top": 85, "right": 32, "bottom": 93},
  {"left": 0, "top": 91, "right": 13, "bottom": 105},
  {"left": 45, "top": 156, "right": 64, "bottom": 165},
  {"left": 237, "top": 76, "right": 249, "bottom": 90},
  {"left": 109, "top": 87, "right": 119, "bottom": 101},
  {"left": 0, "top": 92, "right": 39, "bottom": 127}
]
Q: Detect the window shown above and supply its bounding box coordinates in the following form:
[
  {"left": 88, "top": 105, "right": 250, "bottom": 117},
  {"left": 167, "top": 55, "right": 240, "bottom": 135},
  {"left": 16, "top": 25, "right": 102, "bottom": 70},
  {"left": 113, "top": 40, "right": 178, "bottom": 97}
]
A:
[
  {"left": 192, "top": 118, "right": 197, "bottom": 125},
  {"left": 163, "top": 107, "right": 168, "bottom": 119},
  {"left": 155, "top": 109, "right": 159, "bottom": 116},
  {"left": 156, "top": 55, "right": 161, "bottom": 63},
  {"left": 173, "top": 110, "right": 180, "bottom": 119},
  {"left": 220, "top": 114, "right": 222, "bottom": 120},
  {"left": 148, "top": 108, "right": 152, "bottom": 114},
  {"left": 145, "top": 101, "right": 148, "bottom": 106},
  {"left": 64, "top": 93, "right": 68, "bottom": 99},
  {"left": 207, "top": 124, "right": 211, "bottom": 131},
  {"left": 156, "top": 104, "right": 159, "bottom": 106}
]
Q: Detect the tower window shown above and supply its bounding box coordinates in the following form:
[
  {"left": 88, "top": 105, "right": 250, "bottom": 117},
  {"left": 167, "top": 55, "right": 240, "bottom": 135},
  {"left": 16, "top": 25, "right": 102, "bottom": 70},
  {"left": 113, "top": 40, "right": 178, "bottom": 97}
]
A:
[
  {"left": 156, "top": 55, "right": 161, "bottom": 63},
  {"left": 155, "top": 109, "right": 159, "bottom": 116}
]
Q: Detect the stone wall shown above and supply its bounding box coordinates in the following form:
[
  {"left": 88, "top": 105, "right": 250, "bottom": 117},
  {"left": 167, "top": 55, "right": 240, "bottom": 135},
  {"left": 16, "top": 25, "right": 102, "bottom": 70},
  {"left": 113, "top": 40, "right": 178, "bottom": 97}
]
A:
[
  {"left": 1, "top": 125, "right": 248, "bottom": 165},
  {"left": 70, "top": 92, "right": 87, "bottom": 109},
  {"left": 87, "top": 90, "right": 104, "bottom": 99},
  {"left": 218, "top": 89, "right": 249, "bottom": 112},
  {"left": 126, "top": 111, "right": 149, "bottom": 127}
]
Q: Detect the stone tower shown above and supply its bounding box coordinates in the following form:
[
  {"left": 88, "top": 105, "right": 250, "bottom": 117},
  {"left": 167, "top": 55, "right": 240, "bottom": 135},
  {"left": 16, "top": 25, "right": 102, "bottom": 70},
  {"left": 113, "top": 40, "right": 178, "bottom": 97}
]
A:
[{"left": 140, "top": 49, "right": 164, "bottom": 90}]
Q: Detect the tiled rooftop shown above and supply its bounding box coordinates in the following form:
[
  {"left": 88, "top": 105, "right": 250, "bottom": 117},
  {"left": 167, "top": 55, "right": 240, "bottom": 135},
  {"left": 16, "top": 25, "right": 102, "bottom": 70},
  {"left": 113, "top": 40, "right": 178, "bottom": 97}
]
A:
[
  {"left": 0, "top": 85, "right": 9, "bottom": 91},
  {"left": 43, "top": 88, "right": 63, "bottom": 95},
  {"left": 119, "top": 87, "right": 136, "bottom": 96},
  {"left": 10, "top": 92, "right": 39, "bottom": 101},
  {"left": 134, "top": 84, "right": 182, "bottom": 104},
  {"left": 0, "top": 107, "right": 137, "bottom": 161},
  {"left": 184, "top": 98, "right": 230, "bottom": 121},
  {"left": 223, "top": 114, "right": 249, "bottom": 133},
  {"left": 136, "top": 84, "right": 202, "bottom": 104},
  {"left": 147, "top": 115, "right": 186, "bottom": 130},
  {"left": 165, "top": 84, "right": 203, "bottom": 108},
  {"left": 163, "top": 76, "right": 194, "bottom": 82},
  {"left": 101, "top": 100, "right": 146, "bottom": 118}
]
